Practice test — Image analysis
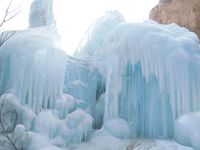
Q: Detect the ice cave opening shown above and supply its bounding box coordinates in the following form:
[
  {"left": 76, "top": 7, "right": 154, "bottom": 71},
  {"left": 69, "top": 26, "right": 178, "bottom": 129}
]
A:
[{"left": 0, "top": 0, "right": 200, "bottom": 150}]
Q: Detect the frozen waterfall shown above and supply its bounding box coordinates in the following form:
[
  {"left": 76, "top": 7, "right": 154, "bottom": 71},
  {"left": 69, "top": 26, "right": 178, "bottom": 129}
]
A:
[
  {"left": 102, "top": 23, "right": 200, "bottom": 138},
  {"left": 76, "top": 13, "right": 200, "bottom": 139},
  {"left": 0, "top": 7, "right": 200, "bottom": 150}
]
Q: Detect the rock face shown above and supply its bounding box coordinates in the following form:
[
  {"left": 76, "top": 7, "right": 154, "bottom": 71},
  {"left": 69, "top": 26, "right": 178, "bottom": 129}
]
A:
[{"left": 149, "top": 0, "right": 200, "bottom": 38}]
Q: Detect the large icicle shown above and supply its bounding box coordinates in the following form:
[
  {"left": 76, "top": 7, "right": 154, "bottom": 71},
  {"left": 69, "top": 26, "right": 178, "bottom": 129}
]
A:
[{"left": 0, "top": 27, "right": 66, "bottom": 113}]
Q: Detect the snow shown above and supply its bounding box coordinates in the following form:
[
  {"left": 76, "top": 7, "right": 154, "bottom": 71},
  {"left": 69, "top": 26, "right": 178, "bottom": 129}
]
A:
[{"left": 69, "top": 133, "right": 193, "bottom": 150}]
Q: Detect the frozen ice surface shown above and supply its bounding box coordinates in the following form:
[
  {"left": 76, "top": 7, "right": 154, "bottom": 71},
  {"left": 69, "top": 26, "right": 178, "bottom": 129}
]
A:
[{"left": 174, "top": 112, "right": 200, "bottom": 149}]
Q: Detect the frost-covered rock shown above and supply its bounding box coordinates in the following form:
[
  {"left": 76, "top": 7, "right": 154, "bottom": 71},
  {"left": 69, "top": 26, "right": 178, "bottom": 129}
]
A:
[
  {"left": 174, "top": 112, "right": 200, "bottom": 149},
  {"left": 29, "top": 0, "right": 56, "bottom": 27}
]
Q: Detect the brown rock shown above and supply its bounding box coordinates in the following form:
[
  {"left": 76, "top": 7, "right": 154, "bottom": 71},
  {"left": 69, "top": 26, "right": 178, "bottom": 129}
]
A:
[{"left": 149, "top": 0, "right": 200, "bottom": 38}]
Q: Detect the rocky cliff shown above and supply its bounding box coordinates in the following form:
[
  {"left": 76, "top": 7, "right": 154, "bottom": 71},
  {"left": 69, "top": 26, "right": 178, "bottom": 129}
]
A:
[{"left": 149, "top": 0, "right": 200, "bottom": 38}]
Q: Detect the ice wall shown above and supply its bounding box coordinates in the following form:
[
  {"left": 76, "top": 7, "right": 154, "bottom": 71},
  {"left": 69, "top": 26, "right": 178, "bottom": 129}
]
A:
[
  {"left": 64, "top": 56, "right": 104, "bottom": 107},
  {"left": 0, "top": 27, "right": 65, "bottom": 113},
  {"left": 99, "top": 22, "right": 200, "bottom": 138},
  {"left": 64, "top": 56, "right": 105, "bottom": 128},
  {"left": 29, "top": 0, "right": 55, "bottom": 27}
]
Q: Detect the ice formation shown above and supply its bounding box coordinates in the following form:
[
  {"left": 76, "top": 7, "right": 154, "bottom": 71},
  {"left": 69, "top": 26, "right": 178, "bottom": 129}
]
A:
[
  {"left": 0, "top": 27, "right": 65, "bottom": 113},
  {"left": 0, "top": 4, "right": 200, "bottom": 150},
  {"left": 29, "top": 0, "right": 55, "bottom": 27},
  {"left": 96, "top": 22, "right": 200, "bottom": 138},
  {"left": 74, "top": 11, "right": 125, "bottom": 59},
  {"left": 75, "top": 11, "right": 200, "bottom": 148}
]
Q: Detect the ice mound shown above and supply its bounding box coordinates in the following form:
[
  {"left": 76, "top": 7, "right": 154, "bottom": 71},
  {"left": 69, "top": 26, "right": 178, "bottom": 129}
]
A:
[
  {"left": 174, "top": 112, "right": 200, "bottom": 150},
  {"left": 66, "top": 109, "right": 94, "bottom": 142},
  {"left": 0, "top": 93, "right": 36, "bottom": 132},
  {"left": 103, "top": 118, "right": 130, "bottom": 139},
  {"left": 55, "top": 94, "right": 76, "bottom": 119}
]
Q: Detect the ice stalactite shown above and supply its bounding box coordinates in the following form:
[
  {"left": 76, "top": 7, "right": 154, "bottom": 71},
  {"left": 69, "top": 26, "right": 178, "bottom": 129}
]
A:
[{"left": 0, "top": 27, "right": 66, "bottom": 113}]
